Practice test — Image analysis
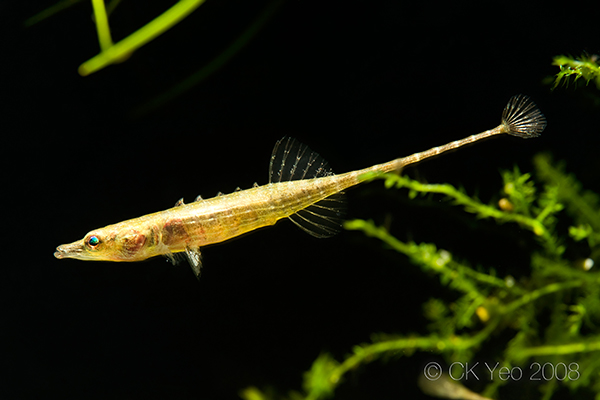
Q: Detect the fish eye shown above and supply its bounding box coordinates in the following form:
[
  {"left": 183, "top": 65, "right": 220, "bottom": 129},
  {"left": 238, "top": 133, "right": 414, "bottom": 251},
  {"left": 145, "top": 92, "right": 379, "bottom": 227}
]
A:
[{"left": 87, "top": 235, "right": 100, "bottom": 248}]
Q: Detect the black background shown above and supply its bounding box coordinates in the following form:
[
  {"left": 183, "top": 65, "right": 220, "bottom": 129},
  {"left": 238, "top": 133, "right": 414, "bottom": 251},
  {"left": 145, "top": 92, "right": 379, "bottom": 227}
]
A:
[{"left": 3, "top": 1, "right": 599, "bottom": 399}]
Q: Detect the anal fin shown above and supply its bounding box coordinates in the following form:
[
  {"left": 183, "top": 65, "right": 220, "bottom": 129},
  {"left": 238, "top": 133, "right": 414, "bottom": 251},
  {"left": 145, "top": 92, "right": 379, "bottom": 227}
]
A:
[{"left": 289, "top": 192, "right": 346, "bottom": 238}]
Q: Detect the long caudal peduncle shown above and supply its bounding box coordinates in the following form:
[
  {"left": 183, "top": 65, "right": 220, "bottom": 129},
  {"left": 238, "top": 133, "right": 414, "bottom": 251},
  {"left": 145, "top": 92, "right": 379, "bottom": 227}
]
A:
[
  {"left": 331, "top": 125, "right": 504, "bottom": 190},
  {"left": 337, "top": 94, "right": 546, "bottom": 189},
  {"left": 399, "top": 126, "right": 509, "bottom": 169},
  {"left": 362, "top": 125, "right": 505, "bottom": 177}
]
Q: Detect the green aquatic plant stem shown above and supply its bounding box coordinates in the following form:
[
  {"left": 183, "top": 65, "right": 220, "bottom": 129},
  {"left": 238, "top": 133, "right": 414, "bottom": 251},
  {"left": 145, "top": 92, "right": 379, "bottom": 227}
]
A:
[
  {"left": 502, "top": 280, "right": 585, "bottom": 315},
  {"left": 345, "top": 219, "right": 596, "bottom": 316},
  {"left": 133, "top": 0, "right": 283, "bottom": 116},
  {"left": 377, "top": 173, "right": 553, "bottom": 243},
  {"left": 340, "top": 321, "right": 500, "bottom": 377},
  {"left": 24, "top": 0, "right": 83, "bottom": 27},
  {"left": 79, "top": 0, "right": 207, "bottom": 76},
  {"left": 515, "top": 339, "right": 600, "bottom": 359},
  {"left": 303, "top": 318, "right": 502, "bottom": 400},
  {"left": 534, "top": 154, "right": 600, "bottom": 232},
  {"left": 344, "top": 219, "right": 508, "bottom": 292},
  {"left": 91, "top": 0, "right": 113, "bottom": 50}
]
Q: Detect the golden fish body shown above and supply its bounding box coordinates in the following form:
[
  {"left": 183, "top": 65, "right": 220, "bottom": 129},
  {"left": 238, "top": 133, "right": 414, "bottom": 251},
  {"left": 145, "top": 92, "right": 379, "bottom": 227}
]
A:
[{"left": 55, "top": 95, "right": 546, "bottom": 278}]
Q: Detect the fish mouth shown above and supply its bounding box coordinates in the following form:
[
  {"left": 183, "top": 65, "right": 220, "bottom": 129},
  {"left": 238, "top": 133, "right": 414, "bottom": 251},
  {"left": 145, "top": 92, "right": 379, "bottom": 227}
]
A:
[{"left": 54, "top": 241, "right": 86, "bottom": 260}]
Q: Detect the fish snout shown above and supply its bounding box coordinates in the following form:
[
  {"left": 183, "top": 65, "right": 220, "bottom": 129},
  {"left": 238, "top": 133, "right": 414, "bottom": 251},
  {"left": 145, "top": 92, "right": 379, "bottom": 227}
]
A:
[{"left": 54, "top": 241, "right": 85, "bottom": 260}]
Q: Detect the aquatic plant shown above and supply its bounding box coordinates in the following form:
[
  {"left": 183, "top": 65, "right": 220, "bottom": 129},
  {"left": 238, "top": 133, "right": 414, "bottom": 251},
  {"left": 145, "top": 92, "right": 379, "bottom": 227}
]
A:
[
  {"left": 26, "top": 0, "right": 280, "bottom": 76},
  {"left": 26, "top": 0, "right": 280, "bottom": 114},
  {"left": 551, "top": 54, "right": 600, "bottom": 91},
  {"left": 26, "top": 0, "right": 208, "bottom": 75},
  {"left": 242, "top": 155, "right": 600, "bottom": 400}
]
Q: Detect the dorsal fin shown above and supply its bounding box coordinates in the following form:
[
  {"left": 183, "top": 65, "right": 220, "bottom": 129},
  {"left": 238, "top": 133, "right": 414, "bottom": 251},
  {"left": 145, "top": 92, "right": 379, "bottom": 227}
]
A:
[
  {"left": 269, "top": 137, "right": 333, "bottom": 183},
  {"left": 269, "top": 137, "right": 346, "bottom": 238}
]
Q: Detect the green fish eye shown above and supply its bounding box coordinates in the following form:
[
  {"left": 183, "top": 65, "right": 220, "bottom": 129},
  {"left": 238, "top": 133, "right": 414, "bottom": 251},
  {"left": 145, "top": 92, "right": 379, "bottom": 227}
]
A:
[{"left": 88, "top": 236, "right": 100, "bottom": 247}]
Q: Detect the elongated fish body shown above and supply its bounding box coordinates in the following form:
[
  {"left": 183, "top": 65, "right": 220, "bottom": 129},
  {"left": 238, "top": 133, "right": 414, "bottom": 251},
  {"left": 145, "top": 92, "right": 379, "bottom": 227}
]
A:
[{"left": 55, "top": 95, "right": 546, "bottom": 278}]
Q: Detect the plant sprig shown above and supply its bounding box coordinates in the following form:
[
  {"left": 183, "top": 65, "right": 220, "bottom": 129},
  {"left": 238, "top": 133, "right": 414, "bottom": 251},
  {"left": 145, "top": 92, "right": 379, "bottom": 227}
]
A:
[
  {"left": 243, "top": 161, "right": 600, "bottom": 400},
  {"left": 552, "top": 54, "right": 600, "bottom": 90}
]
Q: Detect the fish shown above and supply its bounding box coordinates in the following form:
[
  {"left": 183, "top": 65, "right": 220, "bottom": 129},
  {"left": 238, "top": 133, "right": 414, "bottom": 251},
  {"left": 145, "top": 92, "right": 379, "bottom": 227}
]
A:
[{"left": 54, "top": 94, "right": 546, "bottom": 279}]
